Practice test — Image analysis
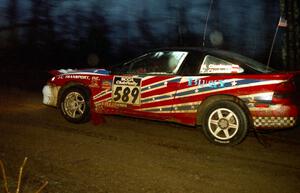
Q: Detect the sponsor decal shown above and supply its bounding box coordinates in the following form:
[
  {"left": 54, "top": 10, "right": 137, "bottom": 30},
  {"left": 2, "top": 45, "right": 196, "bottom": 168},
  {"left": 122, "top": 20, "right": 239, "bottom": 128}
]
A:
[
  {"left": 200, "top": 63, "right": 244, "bottom": 74},
  {"left": 101, "top": 80, "right": 112, "bottom": 90},
  {"left": 188, "top": 78, "right": 225, "bottom": 88},
  {"left": 64, "top": 75, "right": 90, "bottom": 80},
  {"left": 115, "top": 76, "right": 140, "bottom": 86},
  {"left": 95, "top": 101, "right": 127, "bottom": 112},
  {"left": 89, "top": 76, "right": 100, "bottom": 88},
  {"left": 104, "top": 101, "right": 127, "bottom": 108},
  {"left": 112, "top": 76, "right": 142, "bottom": 105}
]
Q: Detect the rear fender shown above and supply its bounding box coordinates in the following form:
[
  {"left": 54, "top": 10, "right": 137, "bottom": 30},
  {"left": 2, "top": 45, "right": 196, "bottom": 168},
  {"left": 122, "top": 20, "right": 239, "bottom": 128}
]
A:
[{"left": 196, "top": 94, "right": 253, "bottom": 127}]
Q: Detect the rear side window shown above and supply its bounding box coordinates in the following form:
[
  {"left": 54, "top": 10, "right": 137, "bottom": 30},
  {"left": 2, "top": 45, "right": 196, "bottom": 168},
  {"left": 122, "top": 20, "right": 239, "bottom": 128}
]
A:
[{"left": 200, "top": 55, "right": 244, "bottom": 74}]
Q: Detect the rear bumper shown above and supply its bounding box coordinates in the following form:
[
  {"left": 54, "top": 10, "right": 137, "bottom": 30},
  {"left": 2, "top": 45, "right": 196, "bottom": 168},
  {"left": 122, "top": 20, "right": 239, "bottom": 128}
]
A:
[
  {"left": 253, "top": 116, "right": 297, "bottom": 129},
  {"left": 250, "top": 104, "right": 299, "bottom": 129},
  {"left": 42, "top": 84, "right": 60, "bottom": 107}
]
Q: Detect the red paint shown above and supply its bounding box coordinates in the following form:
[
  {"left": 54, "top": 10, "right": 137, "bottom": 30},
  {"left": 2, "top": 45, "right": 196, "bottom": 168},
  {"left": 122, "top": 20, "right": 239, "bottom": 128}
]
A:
[{"left": 49, "top": 69, "right": 300, "bottom": 129}]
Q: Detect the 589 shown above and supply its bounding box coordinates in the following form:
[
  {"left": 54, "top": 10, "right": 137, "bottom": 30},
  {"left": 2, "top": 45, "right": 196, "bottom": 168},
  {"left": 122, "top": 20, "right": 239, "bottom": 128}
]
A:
[{"left": 113, "top": 86, "right": 140, "bottom": 105}]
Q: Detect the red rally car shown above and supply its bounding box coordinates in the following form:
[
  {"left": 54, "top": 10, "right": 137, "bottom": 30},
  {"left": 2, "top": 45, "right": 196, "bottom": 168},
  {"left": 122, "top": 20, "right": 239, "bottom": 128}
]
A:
[{"left": 42, "top": 48, "right": 300, "bottom": 145}]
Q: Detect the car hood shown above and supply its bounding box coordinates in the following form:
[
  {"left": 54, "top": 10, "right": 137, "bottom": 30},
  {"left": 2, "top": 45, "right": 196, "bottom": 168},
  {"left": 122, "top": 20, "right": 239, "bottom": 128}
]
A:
[{"left": 49, "top": 68, "right": 111, "bottom": 76}]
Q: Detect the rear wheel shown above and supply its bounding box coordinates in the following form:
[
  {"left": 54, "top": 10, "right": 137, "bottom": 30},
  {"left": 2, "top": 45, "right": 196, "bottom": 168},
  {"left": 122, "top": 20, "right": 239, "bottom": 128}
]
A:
[
  {"left": 201, "top": 100, "right": 248, "bottom": 145},
  {"left": 60, "top": 87, "right": 90, "bottom": 123}
]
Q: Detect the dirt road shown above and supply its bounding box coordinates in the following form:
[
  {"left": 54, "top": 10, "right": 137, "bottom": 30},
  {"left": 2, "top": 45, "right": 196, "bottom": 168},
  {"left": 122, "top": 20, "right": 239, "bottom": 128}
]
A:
[{"left": 1, "top": 88, "right": 300, "bottom": 193}]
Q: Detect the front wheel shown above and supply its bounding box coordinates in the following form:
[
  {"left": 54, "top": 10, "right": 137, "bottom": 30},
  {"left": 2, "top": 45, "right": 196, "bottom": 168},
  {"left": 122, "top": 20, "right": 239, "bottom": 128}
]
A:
[
  {"left": 60, "top": 87, "right": 90, "bottom": 123},
  {"left": 201, "top": 100, "right": 249, "bottom": 145}
]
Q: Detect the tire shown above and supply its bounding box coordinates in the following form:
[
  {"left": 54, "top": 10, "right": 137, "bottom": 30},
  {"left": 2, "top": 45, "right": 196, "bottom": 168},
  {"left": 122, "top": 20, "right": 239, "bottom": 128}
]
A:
[
  {"left": 60, "top": 87, "right": 91, "bottom": 123},
  {"left": 201, "top": 100, "right": 249, "bottom": 145}
]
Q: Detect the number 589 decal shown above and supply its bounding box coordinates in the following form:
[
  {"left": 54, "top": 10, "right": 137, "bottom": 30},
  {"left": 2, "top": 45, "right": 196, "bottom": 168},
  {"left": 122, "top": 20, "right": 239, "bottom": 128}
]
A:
[{"left": 112, "top": 76, "right": 142, "bottom": 105}]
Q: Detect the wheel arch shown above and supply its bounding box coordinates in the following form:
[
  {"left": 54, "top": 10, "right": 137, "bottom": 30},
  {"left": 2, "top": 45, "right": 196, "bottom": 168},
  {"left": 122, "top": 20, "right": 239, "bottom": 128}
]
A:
[
  {"left": 57, "top": 81, "right": 92, "bottom": 108},
  {"left": 196, "top": 94, "right": 253, "bottom": 127}
]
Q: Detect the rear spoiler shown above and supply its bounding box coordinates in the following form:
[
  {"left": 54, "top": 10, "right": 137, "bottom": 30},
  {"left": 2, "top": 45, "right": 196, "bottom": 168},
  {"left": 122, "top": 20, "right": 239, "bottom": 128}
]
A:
[
  {"left": 293, "top": 71, "right": 300, "bottom": 75},
  {"left": 287, "top": 71, "right": 300, "bottom": 81}
]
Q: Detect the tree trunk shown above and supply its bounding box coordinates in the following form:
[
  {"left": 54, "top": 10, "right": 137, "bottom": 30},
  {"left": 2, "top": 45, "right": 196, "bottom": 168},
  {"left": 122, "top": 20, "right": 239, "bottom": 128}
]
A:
[{"left": 280, "top": 0, "right": 300, "bottom": 70}]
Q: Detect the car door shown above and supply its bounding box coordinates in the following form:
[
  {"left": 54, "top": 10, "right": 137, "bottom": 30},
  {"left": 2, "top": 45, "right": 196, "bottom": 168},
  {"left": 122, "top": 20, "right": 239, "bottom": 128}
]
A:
[
  {"left": 171, "top": 54, "right": 246, "bottom": 125},
  {"left": 111, "top": 51, "right": 188, "bottom": 121}
]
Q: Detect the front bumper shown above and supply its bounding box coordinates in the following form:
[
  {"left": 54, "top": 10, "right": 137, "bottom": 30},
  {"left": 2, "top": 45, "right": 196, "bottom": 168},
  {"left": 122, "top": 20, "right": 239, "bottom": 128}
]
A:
[{"left": 42, "top": 84, "right": 60, "bottom": 107}]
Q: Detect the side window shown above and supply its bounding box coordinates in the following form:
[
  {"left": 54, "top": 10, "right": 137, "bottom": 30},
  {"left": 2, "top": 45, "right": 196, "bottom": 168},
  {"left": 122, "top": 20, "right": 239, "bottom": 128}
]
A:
[
  {"left": 178, "top": 52, "right": 201, "bottom": 75},
  {"left": 129, "top": 51, "right": 188, "bottom": 74},
  {"left": 200, "top": 55, "right": 244, "bottom": 74}
]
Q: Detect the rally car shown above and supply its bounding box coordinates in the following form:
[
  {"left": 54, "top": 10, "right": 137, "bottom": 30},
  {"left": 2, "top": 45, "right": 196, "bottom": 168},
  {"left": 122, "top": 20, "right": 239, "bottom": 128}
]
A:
[{"left": 42, "top": 48, "right": 300, "bottom": 145}]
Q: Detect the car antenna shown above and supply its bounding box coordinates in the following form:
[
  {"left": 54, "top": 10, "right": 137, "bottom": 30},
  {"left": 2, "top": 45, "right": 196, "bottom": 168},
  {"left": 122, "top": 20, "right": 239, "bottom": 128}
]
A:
[
  {"left": 202, "top": 0, "right": 214, "bottom": 47},
  {"left": 266, "top": 16, "right": 287, "bottom": 70}
]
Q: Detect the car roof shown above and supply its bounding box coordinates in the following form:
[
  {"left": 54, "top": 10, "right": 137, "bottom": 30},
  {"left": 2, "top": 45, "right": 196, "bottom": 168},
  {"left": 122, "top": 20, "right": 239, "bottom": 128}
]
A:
[
  {"left": 149, "top": 47, "right": 275, "bottom": 73},
  {"left": 151, "top": 47, "right": 253, "bottom": 60}
]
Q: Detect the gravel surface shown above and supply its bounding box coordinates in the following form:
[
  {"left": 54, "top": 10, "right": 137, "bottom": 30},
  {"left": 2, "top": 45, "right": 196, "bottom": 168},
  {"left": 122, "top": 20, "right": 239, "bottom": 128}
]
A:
[{"left": 0, "top": 88, "right": 300, "bottom": 193}]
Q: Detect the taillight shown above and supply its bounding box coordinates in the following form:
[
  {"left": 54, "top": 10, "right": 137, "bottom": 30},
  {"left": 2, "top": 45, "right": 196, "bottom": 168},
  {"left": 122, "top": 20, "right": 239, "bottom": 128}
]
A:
[{"left": 272, "top": 80, "right": 296, "bottom": 104}]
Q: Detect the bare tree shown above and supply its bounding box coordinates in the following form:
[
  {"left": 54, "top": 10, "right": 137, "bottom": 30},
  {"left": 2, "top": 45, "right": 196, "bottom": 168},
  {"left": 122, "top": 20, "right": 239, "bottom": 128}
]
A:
[
  {"left": 24, "top": 0, "right": 58, "bottom": 66},
  {"left": 6, "top": 0, "right": 19, "bottom": 47},
  {"left": 136, "top": 7, "right": 159, "bottom": 49},
  {"left": 84, "top": 2, "right": 111, "bottom": 67},
  {"left": 280, "top": 0, "right": 300, "bottom": 70}
]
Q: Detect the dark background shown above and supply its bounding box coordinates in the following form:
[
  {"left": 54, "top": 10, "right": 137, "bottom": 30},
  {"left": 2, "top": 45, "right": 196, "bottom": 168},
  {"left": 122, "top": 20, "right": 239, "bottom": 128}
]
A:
[{"left": 0, "top": 0, "right": 299, "bottom": 90}]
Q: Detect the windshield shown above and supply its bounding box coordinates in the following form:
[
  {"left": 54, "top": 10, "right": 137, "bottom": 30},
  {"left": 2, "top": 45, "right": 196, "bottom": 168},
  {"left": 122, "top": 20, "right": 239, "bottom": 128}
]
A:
[
  {"left": 110, "top": 54, "right": 148, "bottom": 74},
  {"left": 111, "top": 51, "right": 188, "bottom": 75}
]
